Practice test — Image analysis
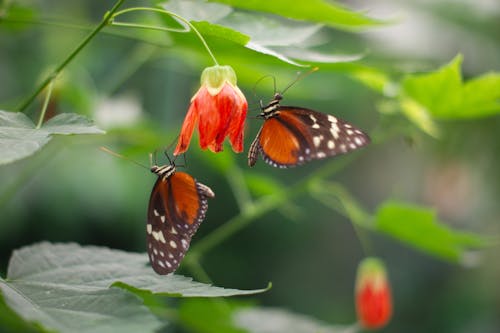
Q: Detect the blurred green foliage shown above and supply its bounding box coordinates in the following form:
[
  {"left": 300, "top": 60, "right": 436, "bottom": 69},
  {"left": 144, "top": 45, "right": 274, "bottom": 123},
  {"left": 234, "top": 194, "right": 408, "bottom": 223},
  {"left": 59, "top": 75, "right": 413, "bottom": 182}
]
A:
[{"left": 1, "top": 0, "right": 500, "bottom": 332}]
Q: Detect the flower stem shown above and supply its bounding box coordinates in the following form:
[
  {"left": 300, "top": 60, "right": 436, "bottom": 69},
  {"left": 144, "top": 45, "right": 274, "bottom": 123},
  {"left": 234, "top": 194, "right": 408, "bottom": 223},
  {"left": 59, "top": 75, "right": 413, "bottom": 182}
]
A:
[
  {"left": 36, "top": 78, "right": 55, "bottom": 129},
  {"left": 16, "top": 0, "right": 126, "bottom": 113},
  {"left": 111, "top": 7, "right": 219, "bottom": 65}
]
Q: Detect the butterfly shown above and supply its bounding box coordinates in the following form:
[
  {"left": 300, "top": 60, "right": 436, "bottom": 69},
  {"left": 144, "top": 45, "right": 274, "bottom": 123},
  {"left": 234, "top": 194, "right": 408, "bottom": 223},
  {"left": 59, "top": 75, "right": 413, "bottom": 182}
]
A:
[
  {"left": 248, "top": 92, "right": 370, "bottom": 168},
  {"left": 147, "top": 161, "right": 215, "bottom": 275}
]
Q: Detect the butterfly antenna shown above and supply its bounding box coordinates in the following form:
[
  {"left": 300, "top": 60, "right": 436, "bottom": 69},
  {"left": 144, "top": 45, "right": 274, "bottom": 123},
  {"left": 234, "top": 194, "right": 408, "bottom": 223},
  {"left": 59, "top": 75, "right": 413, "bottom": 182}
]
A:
[
  {"left": 280, "top": 66, "right": 319, "bottom": 95},
  {"left": 100, "top": 146, "right": 150, "bottom": 170}
]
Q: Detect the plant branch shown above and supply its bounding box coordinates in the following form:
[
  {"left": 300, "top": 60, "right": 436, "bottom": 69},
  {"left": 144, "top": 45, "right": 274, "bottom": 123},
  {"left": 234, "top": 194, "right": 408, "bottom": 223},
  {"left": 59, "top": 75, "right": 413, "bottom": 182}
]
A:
[{"left": 16, "top": 0, "right": 126, "bottom": 113}]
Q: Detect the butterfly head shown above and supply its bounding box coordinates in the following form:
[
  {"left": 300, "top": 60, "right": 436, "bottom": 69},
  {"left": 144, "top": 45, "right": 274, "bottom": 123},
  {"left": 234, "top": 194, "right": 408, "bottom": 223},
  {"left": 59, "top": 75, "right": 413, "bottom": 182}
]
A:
[
  {"left": 259, "top": 92, "right": 283, "bottom": 119},
  {"left": 150, "top": 164, "right": 176, "bottom": 180}
]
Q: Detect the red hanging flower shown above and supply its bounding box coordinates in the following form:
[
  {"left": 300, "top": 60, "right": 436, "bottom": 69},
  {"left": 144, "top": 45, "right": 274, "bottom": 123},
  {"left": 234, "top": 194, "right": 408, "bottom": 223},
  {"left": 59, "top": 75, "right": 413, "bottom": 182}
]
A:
[
  {"left": 174, "top": 65, "right": 247, "bottom": 155},
  {"left": 355, "top": 257, "right": 393, "bottom": 330}
]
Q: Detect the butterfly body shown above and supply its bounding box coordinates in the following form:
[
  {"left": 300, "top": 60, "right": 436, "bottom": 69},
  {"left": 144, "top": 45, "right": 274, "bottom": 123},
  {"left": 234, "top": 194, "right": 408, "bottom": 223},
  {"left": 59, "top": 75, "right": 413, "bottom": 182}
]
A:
[
  {"left": 248, "top": 93, "right": 370, "bottom": 168},
  {"left": 147, "top": 164, "right": 214, "bottom": 275}
]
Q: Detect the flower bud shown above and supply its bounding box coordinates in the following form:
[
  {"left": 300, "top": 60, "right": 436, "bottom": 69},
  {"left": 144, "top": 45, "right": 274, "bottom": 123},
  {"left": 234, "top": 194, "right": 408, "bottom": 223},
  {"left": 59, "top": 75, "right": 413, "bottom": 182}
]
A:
[{"left": 355, "top": 257, "right": 392, "bottom": 329}]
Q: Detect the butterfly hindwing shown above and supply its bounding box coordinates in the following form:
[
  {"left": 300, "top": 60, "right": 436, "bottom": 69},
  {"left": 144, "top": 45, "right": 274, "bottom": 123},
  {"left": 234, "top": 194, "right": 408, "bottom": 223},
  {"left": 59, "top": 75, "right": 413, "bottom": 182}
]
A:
[
  {"left": 250, "top": 106, "right": 370, "bottom": 168},
  {"left": 147, "top": 171, "right": 214, "bottom": 275}
]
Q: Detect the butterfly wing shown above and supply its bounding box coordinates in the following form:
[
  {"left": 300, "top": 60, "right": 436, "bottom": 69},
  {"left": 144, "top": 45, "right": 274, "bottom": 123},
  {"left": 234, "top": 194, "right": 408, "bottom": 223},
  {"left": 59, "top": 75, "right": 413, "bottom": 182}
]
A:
[
  {"left": 249, "top": 106, "right": 370, "bottom": 168},
  {"left": 147, "top": 171, "right": 214, "bottom": 274}
]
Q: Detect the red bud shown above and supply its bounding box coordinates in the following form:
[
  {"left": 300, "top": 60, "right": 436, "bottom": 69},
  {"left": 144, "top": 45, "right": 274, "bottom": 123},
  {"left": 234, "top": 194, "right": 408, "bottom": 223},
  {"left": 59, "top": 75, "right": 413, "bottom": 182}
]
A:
[{"left": 355, "top": 258, "right": 392, "bottom": 329}]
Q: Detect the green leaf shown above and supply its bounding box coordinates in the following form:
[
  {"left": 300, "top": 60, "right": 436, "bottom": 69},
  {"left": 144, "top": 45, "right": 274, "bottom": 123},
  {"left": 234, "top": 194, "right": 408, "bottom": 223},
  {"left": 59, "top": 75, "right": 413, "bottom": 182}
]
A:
[
  {"left": 0, "top": 111, "right": 104, "bottom": 165},
  {"left": 400, "top": 97, "right": 440, "bottom": 137},
  {"left": 179, "top": 298, "right": 250, "bottom": 333},
  {"left": 191, "top": 21, "right": 250, "bottom": 46},
  {"left": 0, "top": 242, "right": 269, "bottom": 333},
  {"left": 207, "top": 0, "right": 386, "bottom": 30},
  {"left": 375, "top": 201, "right": 487, "bottom": 263},
  {"left": 1, "top": 4, "right": 37, "bottom": 31},
  {"left": 401, "top": 54, "right": 500, "bottom": 119},
  {"left": 233, "top": 307, "right": 352, "bottom": 333},
  {"left": 162, "top": 0, "right": 365, "bottom": 67}
]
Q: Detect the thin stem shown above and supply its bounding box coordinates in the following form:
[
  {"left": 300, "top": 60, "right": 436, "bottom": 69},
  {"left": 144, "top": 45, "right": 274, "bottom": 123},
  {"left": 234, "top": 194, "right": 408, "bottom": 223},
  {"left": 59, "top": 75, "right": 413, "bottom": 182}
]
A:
[
  {"left": 16, "top": 0, "right": 126, "bottom": 112},
  {"left": 36, "top": 78, "right": 55, "bottom": 129},
  {"left": 111, "top": 7, "right": 219, "bottom": 65}
]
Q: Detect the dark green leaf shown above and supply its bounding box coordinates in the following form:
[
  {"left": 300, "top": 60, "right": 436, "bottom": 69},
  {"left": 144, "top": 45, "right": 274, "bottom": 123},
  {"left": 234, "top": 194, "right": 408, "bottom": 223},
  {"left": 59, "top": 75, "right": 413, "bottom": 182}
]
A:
[
  {"left": 0, "top": 111, "right": 104, "bottom": 165},
  {"left": 375, "top": 201, "right": 487, "bottom": 262}
]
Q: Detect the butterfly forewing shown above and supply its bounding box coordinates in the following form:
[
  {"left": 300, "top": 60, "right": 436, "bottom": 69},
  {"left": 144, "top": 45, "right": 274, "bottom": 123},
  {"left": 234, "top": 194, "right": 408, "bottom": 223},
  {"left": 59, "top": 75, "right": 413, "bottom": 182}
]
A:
[
  {"left": 147, "top": 171, "right": 214, "bottom": 275},
  {"left": 249, "top": 106, "right": 370, "bottom": 168}
]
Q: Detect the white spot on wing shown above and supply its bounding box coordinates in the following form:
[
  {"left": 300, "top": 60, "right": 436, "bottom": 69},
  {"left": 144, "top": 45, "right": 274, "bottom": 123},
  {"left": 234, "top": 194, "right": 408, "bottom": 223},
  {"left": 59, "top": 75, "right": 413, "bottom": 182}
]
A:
[
  {"left": 147, "top": 224, "right": 152, "bottom": 234},
  {"left": 327, "top": 140, "right": 335, "bottom": 149},
  {"left": 170, "top": 240, "right": 177, "bottom": 249},
  {"left": 354, "top": 137, "right": 363, "bottom": 145},
  {"left": 313, "top": 136, "right": 321, "bottom": 147},
  {"left": 153, "top": 209, "right": 159, "bottom": 216},
  {"left": 160, "top": 216, "right": 165, "bottom": 223},
  {"left": 328, "top": 115, "right": 337, "bottom": 123}
]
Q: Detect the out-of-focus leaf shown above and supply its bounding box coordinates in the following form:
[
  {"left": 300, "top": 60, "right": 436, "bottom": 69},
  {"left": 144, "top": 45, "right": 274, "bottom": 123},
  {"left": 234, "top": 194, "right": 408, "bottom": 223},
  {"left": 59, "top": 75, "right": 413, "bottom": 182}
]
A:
[
  {"left": 233, "top": 307, "right": 353, "bottom": 333},
  {"left": 349, "top": 67, "right": 394, "bottom": 96},
  {"left": 244, "top": 172, "right": 285, "bottom": 196},
  {"left": 207, "top": 0, "right": 386, "bottom": 30},
  {"left": 400, "top": 98, "right": 440, "bottom": 137},
  {"left": 375, "top": 201, "right": 487, "bottom": 263},
  {"left": 401, "top": 54, "right": 500, "bottom": 119},
  {"left": 0, "top": 111, "right": 104, "bottom": 165},
  {"left": 1, "top": 4, "right": 36, "bottom": 31},
  {"left": 179, "top": 298, "right": 250, "bottom": 333},
  {"left": 0, "top": 243, "right": 270, "bottom": 333}
]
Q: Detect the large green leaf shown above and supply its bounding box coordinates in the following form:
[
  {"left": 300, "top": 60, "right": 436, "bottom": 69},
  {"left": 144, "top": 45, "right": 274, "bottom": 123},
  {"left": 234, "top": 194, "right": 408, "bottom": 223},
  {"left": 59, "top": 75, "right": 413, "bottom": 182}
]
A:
[
  {"left": 207, "top": 0, "right": 386, "bottom": 30},
  {"left": 162, "top": 0, "right": 364, "bottom": 67},
  {"left": 401, "top": 54, "right": 500, "bottom": 119},
  {"left": 375, "top": 201, "right": 487, "bottom": 262},
  {"left": 0, "top": 243, "right": 270, "bottom": 333},
  {"left": 0, "top": 111, "right": 104, "bottom": 165}
]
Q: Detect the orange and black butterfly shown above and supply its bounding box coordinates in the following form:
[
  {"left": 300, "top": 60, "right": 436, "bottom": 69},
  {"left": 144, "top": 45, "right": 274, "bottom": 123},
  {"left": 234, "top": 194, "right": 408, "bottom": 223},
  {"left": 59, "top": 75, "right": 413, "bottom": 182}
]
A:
[
  {"left": 248, "top": 92, "right": 370, "bottom": 168},
  {"left": 147, "top": 159, "right": 214, "bottom": 275}
]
